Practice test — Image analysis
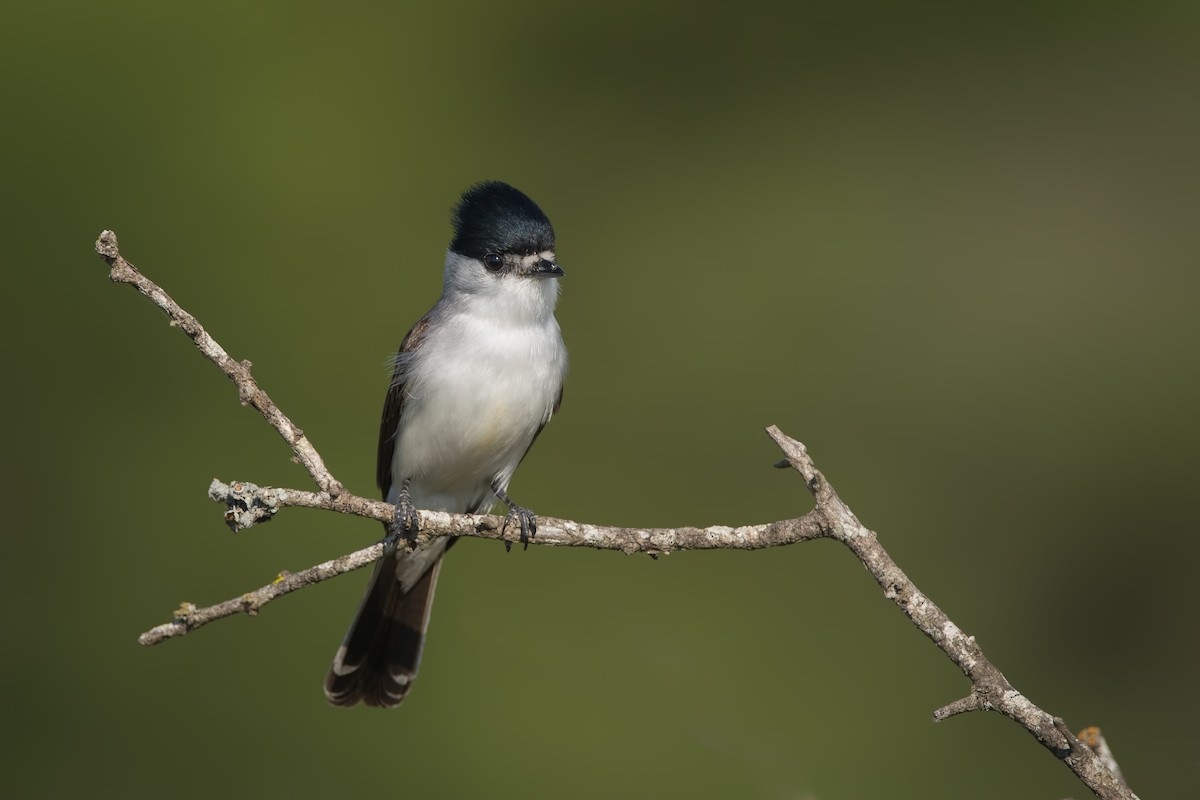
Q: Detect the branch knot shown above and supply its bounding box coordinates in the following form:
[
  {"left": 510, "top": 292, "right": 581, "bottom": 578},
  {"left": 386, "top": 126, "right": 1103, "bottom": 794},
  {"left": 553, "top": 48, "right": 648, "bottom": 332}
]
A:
[{"left": 210, "top": 479, "right": 280, "bottom": 532}]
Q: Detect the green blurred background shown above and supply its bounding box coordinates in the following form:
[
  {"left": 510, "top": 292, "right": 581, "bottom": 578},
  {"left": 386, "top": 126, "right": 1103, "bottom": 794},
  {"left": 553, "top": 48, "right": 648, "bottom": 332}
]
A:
[{"left": 3, "top": 2, "right": 1197, "bottom": 797}]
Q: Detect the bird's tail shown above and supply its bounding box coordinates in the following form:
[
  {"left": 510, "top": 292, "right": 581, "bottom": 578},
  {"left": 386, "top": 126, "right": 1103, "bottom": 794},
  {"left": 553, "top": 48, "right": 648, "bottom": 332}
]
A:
[{"left": 324, "top": 547, "right": 446, "bottom": 708}]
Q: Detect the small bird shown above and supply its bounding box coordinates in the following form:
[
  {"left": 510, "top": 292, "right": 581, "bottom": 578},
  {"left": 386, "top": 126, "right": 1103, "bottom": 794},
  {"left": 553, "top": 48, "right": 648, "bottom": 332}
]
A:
[{"left": 325, "top": 181, "right": 568, "bottom": 708}]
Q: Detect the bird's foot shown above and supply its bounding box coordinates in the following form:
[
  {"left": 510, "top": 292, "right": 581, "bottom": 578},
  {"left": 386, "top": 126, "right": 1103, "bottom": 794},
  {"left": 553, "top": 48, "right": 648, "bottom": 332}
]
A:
[
  {"left": 492, "top": 483, "right": 537, "bottom": 552},
  {"left": 385, "top": 479, "right": 420, "bottom": 552}
]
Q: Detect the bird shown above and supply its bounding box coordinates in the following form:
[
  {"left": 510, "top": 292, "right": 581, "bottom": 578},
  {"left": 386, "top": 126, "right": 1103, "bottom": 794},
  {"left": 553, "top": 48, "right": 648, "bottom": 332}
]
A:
[{"left": 324, "top": 181, "right": 568, "bottom": 708}]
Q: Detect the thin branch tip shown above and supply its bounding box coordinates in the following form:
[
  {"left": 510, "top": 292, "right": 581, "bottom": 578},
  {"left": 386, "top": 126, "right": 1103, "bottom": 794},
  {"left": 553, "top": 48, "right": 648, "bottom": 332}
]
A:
[
  {"left": 90, "top": 239, "right": 344, "bottom": 494},
  {"left": 95, "top": 229, "right": 119, "bottom": 259},
  {"left": 764, "top": 425, "right": 810, "bottom": 468},
  {"left": 933, "top": 692, "right": 985, "bottom": 721}
]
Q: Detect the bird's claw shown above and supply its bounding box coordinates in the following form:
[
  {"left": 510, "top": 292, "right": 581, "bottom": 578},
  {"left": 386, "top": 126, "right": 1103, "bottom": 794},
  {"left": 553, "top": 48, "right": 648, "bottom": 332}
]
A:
[
  {"left": 385, "top": 481, "right": 420, "bottom": 551},
  {"left": 395, "top": 497, "right": 420, "bottom": 533},
  {"left": 501, "top": 505, "right": 538, "bottom": 552},
  {"left": 491, "top": 482, "right": 538, "bottom": 552}
]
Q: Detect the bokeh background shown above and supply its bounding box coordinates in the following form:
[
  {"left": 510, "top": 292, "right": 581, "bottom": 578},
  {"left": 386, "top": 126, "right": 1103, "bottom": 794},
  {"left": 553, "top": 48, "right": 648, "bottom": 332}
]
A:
[{"left": 3, "top": 2, "right": 1197, "bottom": 797}]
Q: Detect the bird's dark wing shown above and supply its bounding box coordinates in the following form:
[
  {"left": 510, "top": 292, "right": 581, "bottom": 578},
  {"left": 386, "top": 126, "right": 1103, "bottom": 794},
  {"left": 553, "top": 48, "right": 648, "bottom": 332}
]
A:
[
  {"left": 328, "top": 311, "right": 443, "bottom": 709},
  {"left": 376, "top": 313, "right": 434, "bottom": 496}
]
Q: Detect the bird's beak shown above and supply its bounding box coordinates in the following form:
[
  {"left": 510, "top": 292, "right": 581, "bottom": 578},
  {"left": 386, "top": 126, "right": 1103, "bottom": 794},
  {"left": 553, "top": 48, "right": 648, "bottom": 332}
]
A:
[{"left": 530, "top": 258, "right": 564, "bottom": 277}]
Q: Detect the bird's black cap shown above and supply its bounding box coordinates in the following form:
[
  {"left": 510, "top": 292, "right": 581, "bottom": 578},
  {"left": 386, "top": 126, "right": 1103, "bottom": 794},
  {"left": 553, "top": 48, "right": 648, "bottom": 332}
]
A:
[{"left": 450, "top": 181, "right": 555, "bottom": 259}]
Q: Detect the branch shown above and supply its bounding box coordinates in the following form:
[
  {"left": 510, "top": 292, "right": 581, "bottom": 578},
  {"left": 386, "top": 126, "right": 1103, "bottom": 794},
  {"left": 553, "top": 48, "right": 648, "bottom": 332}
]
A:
[
  {"left": 95, "top": 231, "right": 1137, "bottom": 800},
  {"left": 767, "top": 431, "right": 1138, "bottom": 800},
  {"left": 94, "top": 230, "right": 344, "bottom": 496},
  {"left": 134, "top": 478, "right": 823, "bottom": 646},
  {"left": 137, "top": 539, "right": 387, "bottom": 646},
  {"left": 206, "top": 479, "right": 823, "bottom": 551}
]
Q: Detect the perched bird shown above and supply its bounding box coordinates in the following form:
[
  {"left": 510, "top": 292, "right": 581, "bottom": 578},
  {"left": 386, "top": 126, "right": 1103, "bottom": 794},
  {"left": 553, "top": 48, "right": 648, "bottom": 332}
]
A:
[{"left": 325, "top": 181, "right": 568, "bottom": 708}]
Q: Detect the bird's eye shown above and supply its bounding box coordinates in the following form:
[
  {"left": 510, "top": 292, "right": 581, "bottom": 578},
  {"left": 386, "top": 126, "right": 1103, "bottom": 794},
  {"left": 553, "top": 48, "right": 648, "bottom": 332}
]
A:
[{"left": 483, "top": 253, "right": 504, "bottom": 271}]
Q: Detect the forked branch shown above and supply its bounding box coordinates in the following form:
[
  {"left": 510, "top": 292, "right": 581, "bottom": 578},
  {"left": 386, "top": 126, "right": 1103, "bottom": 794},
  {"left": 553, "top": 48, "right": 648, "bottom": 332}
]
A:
[{"left": 95, "top": 231, "right": 1137, "bottom": 800}]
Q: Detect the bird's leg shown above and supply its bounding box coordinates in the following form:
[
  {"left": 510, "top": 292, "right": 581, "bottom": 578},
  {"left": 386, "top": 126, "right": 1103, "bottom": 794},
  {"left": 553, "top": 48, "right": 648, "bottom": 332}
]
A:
[
  {"left": 385, "top": 478, "right": 421, "bottom": 552},
  {"left": 491, "top": 482, "right": 536, "bottom": 552}
]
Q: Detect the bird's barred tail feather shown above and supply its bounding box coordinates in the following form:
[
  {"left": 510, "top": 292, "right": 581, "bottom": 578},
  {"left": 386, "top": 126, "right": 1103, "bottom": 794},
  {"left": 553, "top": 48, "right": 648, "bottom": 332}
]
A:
[{"left": 324, "top": 551, "right": 444, "bottom": 708}]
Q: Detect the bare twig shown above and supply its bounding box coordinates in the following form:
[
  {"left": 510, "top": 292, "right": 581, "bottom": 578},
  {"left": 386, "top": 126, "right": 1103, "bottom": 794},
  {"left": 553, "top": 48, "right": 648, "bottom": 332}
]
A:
[
  {"left": 137, "top": 539, "right": 388, "bottom": 646},
  {"left": 767, "top": 430, "right": 1137, "bottom": 800},
  {"left": 96, "top": 231, "right": 1137, "bottom": 800},
  {"left": 94, "top": 230, "right": 344, "bottom": 496},
  {"left": 132, "top": 478, "right": 824, "bottom": 645},
  {"left": 207, "top": 479, "right": 823, "bottom": 552}
]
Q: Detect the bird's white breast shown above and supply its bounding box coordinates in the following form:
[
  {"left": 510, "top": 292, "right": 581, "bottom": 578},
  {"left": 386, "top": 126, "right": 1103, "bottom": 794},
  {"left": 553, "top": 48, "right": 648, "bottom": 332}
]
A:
[{"left": 390, "top": 289, "right": 566, "bottom": 514}]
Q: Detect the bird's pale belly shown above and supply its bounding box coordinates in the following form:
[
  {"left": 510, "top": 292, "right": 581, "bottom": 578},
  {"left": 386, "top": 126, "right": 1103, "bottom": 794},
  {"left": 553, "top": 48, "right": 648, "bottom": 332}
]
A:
[{"left": 391, "top": 367, "right": 552, "bottom": 510}]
